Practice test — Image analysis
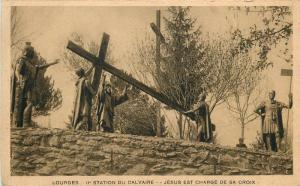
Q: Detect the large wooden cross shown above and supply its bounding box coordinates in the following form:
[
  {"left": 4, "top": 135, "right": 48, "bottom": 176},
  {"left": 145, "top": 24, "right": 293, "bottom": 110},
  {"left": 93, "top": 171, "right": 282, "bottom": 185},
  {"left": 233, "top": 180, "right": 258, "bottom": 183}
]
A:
[{"left": 67, "top": 33, "right": 193, "bottom": 119}]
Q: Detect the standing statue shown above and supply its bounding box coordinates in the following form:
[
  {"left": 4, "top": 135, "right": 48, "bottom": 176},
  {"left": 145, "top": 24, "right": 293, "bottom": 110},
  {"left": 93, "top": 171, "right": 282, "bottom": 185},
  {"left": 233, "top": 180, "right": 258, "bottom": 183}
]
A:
[
  {"left": 11, "top": 42, "right": 59, "bottom": 128},
  {"left": 254, "top": 90, "right": 292, "bottom": 152},
  {"left": 184, "top": 93, "right": 213, "bottom": 143},
  {"left": 72, "top": 67, "right": 96, "bottom": 131},
  {"left": 96, "top": 81, "right": 129, "bottom": 133},
  {"left": 11, "top": 42, "right": 36, "bottom": 127}
]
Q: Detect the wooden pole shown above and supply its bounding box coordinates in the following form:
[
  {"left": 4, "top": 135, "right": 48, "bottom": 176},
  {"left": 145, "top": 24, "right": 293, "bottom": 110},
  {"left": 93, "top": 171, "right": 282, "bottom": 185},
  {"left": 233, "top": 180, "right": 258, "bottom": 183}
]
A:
[
  {"left": 285, "top": 76, "right": 292, "bottom": 152},
  {"left": 156, "top": 10, "right": 162, "bottom": 137}
]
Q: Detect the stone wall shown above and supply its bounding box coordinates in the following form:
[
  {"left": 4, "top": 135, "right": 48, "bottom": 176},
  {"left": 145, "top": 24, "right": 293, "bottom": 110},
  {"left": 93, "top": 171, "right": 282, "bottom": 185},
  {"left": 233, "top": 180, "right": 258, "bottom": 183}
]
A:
[{"left": 11, "top": 128, "right": 292, "bottom": 176}]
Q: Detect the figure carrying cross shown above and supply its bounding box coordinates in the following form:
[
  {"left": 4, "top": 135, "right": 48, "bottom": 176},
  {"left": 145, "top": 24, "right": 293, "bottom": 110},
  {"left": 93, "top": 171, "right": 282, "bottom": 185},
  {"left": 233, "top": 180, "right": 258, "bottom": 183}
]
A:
[
  {"left": 70, "top": 33, "right": 110, "bottom": 131},
  {"left": 67, "top": 32, "right": 197, "bottom": 132},
  {"left": 71, "top": 67, "right": 96, "bottom": 131}
]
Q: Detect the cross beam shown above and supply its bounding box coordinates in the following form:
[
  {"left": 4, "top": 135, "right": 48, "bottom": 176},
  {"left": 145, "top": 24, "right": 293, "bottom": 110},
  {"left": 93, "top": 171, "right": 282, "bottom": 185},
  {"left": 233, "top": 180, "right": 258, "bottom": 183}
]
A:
[{"left": 66, "top": 39, "right": 194, "bottom": 120}]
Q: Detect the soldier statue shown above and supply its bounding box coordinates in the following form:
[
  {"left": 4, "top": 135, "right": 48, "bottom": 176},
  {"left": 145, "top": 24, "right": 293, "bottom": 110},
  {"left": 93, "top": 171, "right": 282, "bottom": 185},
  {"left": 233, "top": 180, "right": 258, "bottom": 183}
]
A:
[
  {"left": 11, "top": 42, "right": 36, "bottom": 127},
  {"left": 254, "top": 90, "right": 292, "bottom": 152},
  {"left": 72, "top": 67, "right": 96, "bottom": 131},
  {"left": 96, "top": 81, "right": 129, "bottom": 133},
  {"left": 184, "top": 93, "right": 213, "bottom": 143}
]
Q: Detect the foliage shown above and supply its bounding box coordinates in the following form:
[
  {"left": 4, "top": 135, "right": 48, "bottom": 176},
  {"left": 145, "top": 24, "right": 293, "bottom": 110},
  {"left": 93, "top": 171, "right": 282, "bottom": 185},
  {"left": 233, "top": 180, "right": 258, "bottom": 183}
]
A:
[
  {"left": 111, "top": 73, "right": 166, "bottom": 136},
  {"left": 199, "top": 37, "right": 254, "bottom": 112},
  {"left": 230, "top": 6, "right": 292, "bottom": 69},
  {"left": 114, "top": 95, "right": 165, "bottom": 136},
  {"left": 134, "top": 7, "right": 207, "bottom": 139},
  {"left": 31, "top": 54, "right": 63, "bottom": 116},
  {"left": 159, "top": 7, "right": 205, "bottom": 109}
]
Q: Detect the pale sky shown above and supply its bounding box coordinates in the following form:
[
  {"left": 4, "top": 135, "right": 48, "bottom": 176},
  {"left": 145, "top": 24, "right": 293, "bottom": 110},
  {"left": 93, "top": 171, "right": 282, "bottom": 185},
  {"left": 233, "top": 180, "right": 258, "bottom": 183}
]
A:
[{"left": 15, "top": 6, "right": 293, "bottom": 147}]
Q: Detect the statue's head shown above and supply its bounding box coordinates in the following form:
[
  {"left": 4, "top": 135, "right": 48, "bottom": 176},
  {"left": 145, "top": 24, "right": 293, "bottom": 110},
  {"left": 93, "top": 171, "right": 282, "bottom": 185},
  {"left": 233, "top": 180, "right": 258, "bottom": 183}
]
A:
[
  {"left": 105, "top": 82, "right": 112, "bottom": 94},
  {"left": 75, "top": 68, "right": 85, "bottom": 77},
  {"left": 269, "top": 90, "right": 276, "bottom": 100},
  {"left": 22, "top": 42, "right": 35, "bottom": 60}
]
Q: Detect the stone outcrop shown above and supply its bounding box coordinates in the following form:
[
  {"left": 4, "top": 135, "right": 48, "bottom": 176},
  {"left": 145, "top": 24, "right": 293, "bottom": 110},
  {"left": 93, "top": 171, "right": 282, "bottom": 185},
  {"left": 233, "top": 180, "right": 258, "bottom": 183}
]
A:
[{"left": 11, "top": 128, "right": 293, "bottom": 175}]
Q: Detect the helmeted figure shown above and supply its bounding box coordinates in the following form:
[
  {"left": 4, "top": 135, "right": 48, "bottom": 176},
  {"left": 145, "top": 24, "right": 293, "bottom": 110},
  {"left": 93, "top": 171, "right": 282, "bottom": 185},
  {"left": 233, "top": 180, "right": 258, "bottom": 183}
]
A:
[
  {"left": 185, "top": 93, "right": 213, "bottom": 142},
  {"left": 11, "top": 42, "right": 36, "bottom": 127},
  {"left": 72, "top": 68, "right": 96, "bottom": 131},
  {"left": 254, "top": 90, "right": 292, "bottom": 152},
  {"left": 96, "top": 82, "right": 128, "bottom": 133}
]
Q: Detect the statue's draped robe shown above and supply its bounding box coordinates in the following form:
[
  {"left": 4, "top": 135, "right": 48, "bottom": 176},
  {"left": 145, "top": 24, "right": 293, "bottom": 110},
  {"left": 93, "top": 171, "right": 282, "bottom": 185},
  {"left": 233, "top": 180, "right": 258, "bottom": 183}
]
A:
[
  {"left": 72, "top": 76, "right": 95, "bottom": 130},
  {"left": 193, "top": 101, "right": 212, "bottom": 142},
  {"left": 97, "top": 89, "right": 128, "bottom": 132}
]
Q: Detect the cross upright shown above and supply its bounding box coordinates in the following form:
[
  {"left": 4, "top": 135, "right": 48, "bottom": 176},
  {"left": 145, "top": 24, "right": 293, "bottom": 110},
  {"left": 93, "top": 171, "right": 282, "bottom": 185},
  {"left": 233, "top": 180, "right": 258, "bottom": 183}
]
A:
[{"left": 89, "top": 33, "right": 110, "bottom": 92}]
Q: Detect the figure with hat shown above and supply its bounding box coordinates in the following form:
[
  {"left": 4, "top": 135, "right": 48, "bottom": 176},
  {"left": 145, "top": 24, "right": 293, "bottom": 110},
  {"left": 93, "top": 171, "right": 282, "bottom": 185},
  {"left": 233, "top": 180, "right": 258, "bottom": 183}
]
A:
[
  {"left": 72, "top": 67, "right": 96, "bottom": 131},
  {"left": 184, "top": 92, "right": 213, "bottom": 143},
  {"left": 11, "top": 42, "right": 36, "bottom": 127},
  {"left": 96, "top": 77, "right": 129, "bottom": 133},
  {"left": 254, "top": 90, "right": 292, "bottom": 152}
]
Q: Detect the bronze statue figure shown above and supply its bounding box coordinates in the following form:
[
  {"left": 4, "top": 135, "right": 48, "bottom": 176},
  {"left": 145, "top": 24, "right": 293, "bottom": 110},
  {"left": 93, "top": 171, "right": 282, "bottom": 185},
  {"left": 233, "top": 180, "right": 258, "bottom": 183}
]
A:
[
  {"left": 96, "top": 81, "right": 129, "bottom": 133},
  {"left": 184, "top": 93, "right": 213, "bottom": 143},
  {"left": 254, "top": 90, "right": 292, "bottom": 152},
  {"left": 72, "top": 67, "right": 96, "bottom": 131}
]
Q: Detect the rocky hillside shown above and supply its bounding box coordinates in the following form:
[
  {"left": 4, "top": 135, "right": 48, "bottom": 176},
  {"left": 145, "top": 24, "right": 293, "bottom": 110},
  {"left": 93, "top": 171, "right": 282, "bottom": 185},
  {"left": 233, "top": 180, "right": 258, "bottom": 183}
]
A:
[{"left": 11, "top": 128, "right": 292, "bottom": 175}]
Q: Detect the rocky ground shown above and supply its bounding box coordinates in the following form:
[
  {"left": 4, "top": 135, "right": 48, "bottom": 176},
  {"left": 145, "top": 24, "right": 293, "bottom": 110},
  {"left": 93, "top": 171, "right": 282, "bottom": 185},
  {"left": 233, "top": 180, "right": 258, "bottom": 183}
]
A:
[{"left": 11, "top": 127, "right": 293, "bottom": 175}]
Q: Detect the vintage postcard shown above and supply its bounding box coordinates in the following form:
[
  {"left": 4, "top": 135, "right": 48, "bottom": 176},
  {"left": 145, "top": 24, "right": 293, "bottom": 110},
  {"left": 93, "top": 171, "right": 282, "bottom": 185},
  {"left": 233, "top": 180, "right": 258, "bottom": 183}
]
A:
[{"left": 1, "top": 0, "right": 300, "bottom": 186}]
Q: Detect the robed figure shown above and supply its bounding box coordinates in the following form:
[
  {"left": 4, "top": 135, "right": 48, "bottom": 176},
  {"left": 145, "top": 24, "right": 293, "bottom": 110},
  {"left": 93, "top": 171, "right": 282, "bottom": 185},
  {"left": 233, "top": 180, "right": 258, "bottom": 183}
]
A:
[
  {"left": 185, "top": 93, "right": 213, "bottom": 142},
  {"left": 11, "top": 42, "right": 36, "bottom": 127},
  {"left": 96, "top": 82, "right": 128, "bottom": 133},
  {"left": 72, "top": 68, "right": 96, "bottom": 131},
  {"left": 254, "top": 90, "right": 292, "bottom": 152}
]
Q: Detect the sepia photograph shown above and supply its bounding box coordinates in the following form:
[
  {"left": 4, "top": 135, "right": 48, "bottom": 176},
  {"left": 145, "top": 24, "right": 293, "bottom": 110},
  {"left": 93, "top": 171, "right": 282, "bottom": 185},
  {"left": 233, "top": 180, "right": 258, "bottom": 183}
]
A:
[{"left": 1, "top": 1, "right": 300, "bottom": 185}]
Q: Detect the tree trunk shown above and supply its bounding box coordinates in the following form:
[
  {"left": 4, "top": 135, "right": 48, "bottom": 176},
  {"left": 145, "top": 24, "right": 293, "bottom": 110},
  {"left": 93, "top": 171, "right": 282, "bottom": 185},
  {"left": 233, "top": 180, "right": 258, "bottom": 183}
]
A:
[
  {"left": 241, "top": 122, "right": 245, "bottom": 140},
  {"left": 178, "top": 113, "right": 183, "bottom": 139},
  {"left": 156, "top": 102, "right": 162, "bottom": 137}
]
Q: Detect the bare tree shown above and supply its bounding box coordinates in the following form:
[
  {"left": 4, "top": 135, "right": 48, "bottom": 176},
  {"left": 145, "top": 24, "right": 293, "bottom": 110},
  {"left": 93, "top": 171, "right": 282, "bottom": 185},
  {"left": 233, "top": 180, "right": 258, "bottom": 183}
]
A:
[
  {"left": 224, "top": 51, "right": 262, "bottom": 142},
  {"left": 11, "top": 7, "right": 34, "bottom": 50}
]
